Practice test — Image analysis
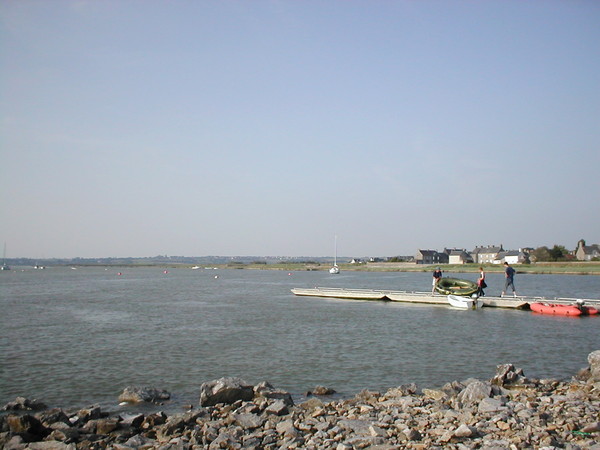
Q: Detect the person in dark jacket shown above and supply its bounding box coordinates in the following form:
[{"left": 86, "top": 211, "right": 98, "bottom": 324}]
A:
[{"left": 501, "top": 262, "right": 517, "bottom": 297}]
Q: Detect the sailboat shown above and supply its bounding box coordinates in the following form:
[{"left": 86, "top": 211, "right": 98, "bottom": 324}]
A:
[
  {"left": 329, "top": 235, "right": 340, "bottom": 274},
  {"left": 1, "top": 243, "right": 10, "bottom": 271}
]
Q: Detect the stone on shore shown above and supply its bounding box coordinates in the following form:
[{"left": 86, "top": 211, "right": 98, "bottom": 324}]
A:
[
  {"left": 491, "top": 363, "right": 531, "bottom": 387},
  {"left": 199, "top": 376, "right": 254, "bottom": 406},
  {"left": 5, "top": 414, "right": 50, "bottom": 442},
  {"left": 456, "top": 380, "right": 492, "bottom": 404},
  {"left": 118, "top": 386, "right": 171, "bottom": 404},
  {"left": 253, "top": 381, "right": 294, "bottom": 406},
  {"left": 2, "top": 397, "right": 47, "bottom": 412},
  {"left": 588, "top": 349, "right": 600, "bottom": 381},
  {"left": 307, "top": 385, "right": 336, "bottom": 396}
]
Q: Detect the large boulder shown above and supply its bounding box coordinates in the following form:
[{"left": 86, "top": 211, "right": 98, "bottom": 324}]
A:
[
  {"left": 119, "top": 386, "right": 171, "bottom": 404},
  {"left": 199, "top": 377, "right": 254, "bottom": 407},
  {"left": 2, "top": 397, "right": 47, "bottom": 411},
  {"left": 6, "top": 414, "right": 50, "bottom": 442},
  {"left": 457, "top": 380, "right": 492, "bottom": 404},
  {"left": 588, "top": 350, "right": 600, "bottom": 381}
]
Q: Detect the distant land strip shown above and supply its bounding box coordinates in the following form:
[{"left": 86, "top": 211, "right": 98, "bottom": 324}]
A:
[{"left": 5, "top": 259, "right": 600, "bottom": 275}]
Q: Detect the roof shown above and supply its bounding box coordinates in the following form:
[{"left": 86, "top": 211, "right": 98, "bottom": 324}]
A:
[
  {"left": 472, "top": 245, "right": 503, "bottom": 254},
  {"left": 582, "top": 244, "right": 600, "bottom": 255}
]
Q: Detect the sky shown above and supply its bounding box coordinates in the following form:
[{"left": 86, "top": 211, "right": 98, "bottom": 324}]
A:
[{"left": 1, "top": 1, "right": 599, "bottom": 259}]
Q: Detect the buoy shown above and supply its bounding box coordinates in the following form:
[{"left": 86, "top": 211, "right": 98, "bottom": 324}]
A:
[
  {"left": 117, "top": 272, "right": 122, "bottom": 276},
  {"left": 164, "top": 270, "right": 169, "bottom": 274}
]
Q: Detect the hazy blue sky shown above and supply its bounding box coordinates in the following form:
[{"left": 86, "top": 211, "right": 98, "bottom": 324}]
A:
[{"left": 2, "top": 1, "right": 599, "bottom": 258}]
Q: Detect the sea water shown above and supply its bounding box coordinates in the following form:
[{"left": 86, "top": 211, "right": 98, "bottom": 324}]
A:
[{"left": 1, "top": 267, "right": 599, "bottom": 413}]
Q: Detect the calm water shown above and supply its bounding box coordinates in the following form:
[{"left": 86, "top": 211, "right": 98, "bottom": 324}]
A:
[{"left": 1, "top": 267, "right": 599, "bottom": 413}]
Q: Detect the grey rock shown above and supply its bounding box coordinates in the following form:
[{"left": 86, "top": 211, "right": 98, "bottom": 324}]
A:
[
  {"left": 275, "top": 419, "right": 298, "bottom": 438},
  {"left": 22, "top": 442, "right": 75, "bottom": 449},
  {"left": 308, "top": 385, "right": 336, "bottom": 396},
  {"left": 264, "top": 399, "right": 289, "bottom": 416},
  {"left": 6, "top": 414, "right": 50, "bottom": 440},
  {"left": 457, "top": 381, "right": 492, "bottom": 404},
  {"left": 75, "top": 406, "right": 104, "bottom": 423},
  {"left": 422, "top": 388, "right": 447, "bottom": 400},
  {"left": 233, "top": 413, "right": 264, "bottom": 430},
  {"left": 454, "top": 423, "right": 476, "bottom": 437},
  {"left": 120, "top": 413, "right": 145, "bottom": 429},
  {"left": 47, "top": 427, "right": 80, "bottom": 444},
  {"left": 118, "top": 386, "right": 171, "bottom": 404},
  {"left": 298, "top": 397, "right": 324, "bottom": 411},
  {"left": 338, "top": 419, "right": 373, "bottom": 435},
  {"left": 404, "top": 427, "right": 422, "bottom": 441},
  {"left": 582, "top": 421, "right": 600, "bottom": 433},
  {"left": 588, "top": 350, "right": 600, "bottom": 381},
  {"left": 491, "top": 363, "right": 530, "bottom": 386},
  {"left": 253, "top": 381, "right": 294, "bottom": 406},
  {"left": 199, "top": 377, "right": 254, "bottom": 407},
  {"left": 37, "top": 409, "right": 71, "bottom": 428},
  {"left": 478, "top": 397, "right": 507, "bottom": 413},
  {"left": 2, "top": 397, "right": 47, "bottom": 412}
]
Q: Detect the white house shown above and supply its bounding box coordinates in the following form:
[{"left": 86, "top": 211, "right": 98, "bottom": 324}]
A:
[
  {"left": 576, "top": 240, "right": 600, "bottom": 261},
  {"left": 448, "top": 249, "right": 473, "bottom": 264},
  {"left": 471, "top": 245, "right": 504, "bottom": 264},
  {"left": 493, "top": 250, "right": 528, "bottom": 265}
]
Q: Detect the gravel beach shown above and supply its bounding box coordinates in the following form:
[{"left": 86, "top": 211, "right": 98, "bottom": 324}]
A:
[{"left": 2, "top": 350, "right": 599, "bottom": 449}]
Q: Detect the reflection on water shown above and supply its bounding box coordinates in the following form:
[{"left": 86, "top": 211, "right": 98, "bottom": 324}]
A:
[{"left": 1, "top": 267, "right": 599, "bottom": 411}]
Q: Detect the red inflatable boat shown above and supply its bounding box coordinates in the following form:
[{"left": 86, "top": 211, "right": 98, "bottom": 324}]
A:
[{"left": 530, "top": 302, "right": 599, "bottom": 316}]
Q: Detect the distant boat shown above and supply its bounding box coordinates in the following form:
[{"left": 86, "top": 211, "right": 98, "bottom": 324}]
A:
[
  {"left": 191, "top": 266, "right": 201, "bottom": 270},
  {"left": 1, "top": 243, "right": 10, "bottom": 271},
  {"left": 329, "top": 235, "right": 340, "bottom": 274}
]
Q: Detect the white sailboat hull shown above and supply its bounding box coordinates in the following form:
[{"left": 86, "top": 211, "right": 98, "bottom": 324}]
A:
[{"left": 448, "top": 294, "right": 479, "bottom": 309}]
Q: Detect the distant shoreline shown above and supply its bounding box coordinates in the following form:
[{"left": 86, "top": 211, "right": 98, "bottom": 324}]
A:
[{"left": 6, "top": 261, "right": 600, "bottom": 275}]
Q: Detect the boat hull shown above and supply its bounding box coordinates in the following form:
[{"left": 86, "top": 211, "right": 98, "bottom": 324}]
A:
[
  {"left": 435, "top": 277, "right": 479, "bottom": 296},
  {"left": 448, "top": 294, "right": 478, "bottom": 309},
  {"left": 530, "top": 303, "right": 599, "bottom": 316}
]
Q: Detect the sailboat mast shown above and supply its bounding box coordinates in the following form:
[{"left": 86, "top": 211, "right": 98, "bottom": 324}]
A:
[
  {"left": 329, "top": 235, "right": 340, "bottom": 274},
  {"left": 334, "top": 235, "right": 337, "bottom": 266}
]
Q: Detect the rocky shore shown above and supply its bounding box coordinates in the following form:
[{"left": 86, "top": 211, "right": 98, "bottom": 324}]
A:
[{"left": 2, "top": 351, "right": 599, "bottom": 449}]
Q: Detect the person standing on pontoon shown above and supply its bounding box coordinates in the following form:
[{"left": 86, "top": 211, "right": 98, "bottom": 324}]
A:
[
  {"left": 432, "top": 267, "right": 443, "bottom": 294},
  {"left": 501, "top": 262, "right": 518, "bottom": 297},
  {"left": 477, "top": 267, "right": 487, "bottom": 297}
]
